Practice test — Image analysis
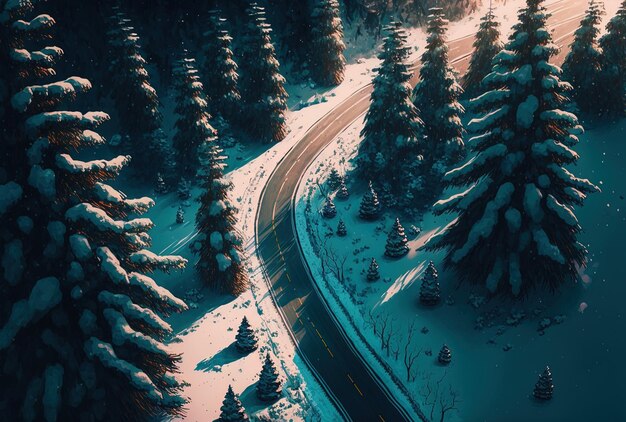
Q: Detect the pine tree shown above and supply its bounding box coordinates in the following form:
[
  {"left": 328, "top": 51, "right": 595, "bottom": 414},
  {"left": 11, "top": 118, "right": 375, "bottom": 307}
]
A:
[
  {"left": 367, "top": 258, "right": 380, "bottom": 281},
  {"left": 176, "top": 206, "right": 185, "bottom": 224},
  {"left": 0, "top": 5, "right": 188, "bottom": 420},
  {"left": 337, "top": 219, "right": 347, "bottom": 237},
  {"left": 385, "top": 218, "right": 409, "bottom": 258},
  {"left": 598, "top": 0, "right": 626, "bottom": 117},
  {"left": 177, "top": 178, "right": 191, "bottom": 200},
  {"left": 562, "top": 1, "right": 605, "bottom": 115},
  {"left": 419, "top": 261, "right": 441, "bottom": 305},
  {"left": 359, "top": 181, "right": 381, "bottom": 220},
  {"left": 533, "top": 366, "right": 554, "bottom": 400},
  {"left": 425, "top": 0, "right": 599, "bottom": 297},
  {"left": 201, "top": 10, "right": 241, "bottom": 120},
  {"left": 155, "top": 172, "right": 168, "bottom": 194},
  {"left": 107, "top": 10, "right": 170, "bottom": 178},
  {"left": 256, "top": 353, "right": 282, "bottom": 402},
  {"left": 172, "top": 53, "right": 218, "bottom": 177},
  {"left": 413, "top": 8, "right": 465, "bottom": 204},
  {"left": 438, "top": 344, "right": 452, "bottom": 364},
  {"left": 219, "top": 386, "right": 249, "bottom": 422},
  {"left": 321, "top": 195, "right": 337, "bottom": 218},
  {"left": 310, "top": 0, "right": 346, "bottom": 86},
  {"left": 463, "top": 6, "right": 503, "bottom": 98},
  {"left": 240, "top": 3, "right": 288, "bottom": 143},
  {"left": 356, "top": 22, "right": 423, "bottom": 203},
  {"left": 193, "top": 123, "right": 248, "bottom": 296},
  {"left": 327, "top": 167, "right": 343, "bottom": 190},
  {"left": 336, "top": 179, "right": 350, "bottom": 200},
  {"left": 235, "top": 317, "right": 258, "bottom": 353}
]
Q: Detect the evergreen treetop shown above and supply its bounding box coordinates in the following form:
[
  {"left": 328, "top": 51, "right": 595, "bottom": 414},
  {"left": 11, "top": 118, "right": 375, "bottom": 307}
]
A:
[
  {"left": 240, "top": 3, "right": 288, "bottom": 143},
  {"left": 463, "top": 6, "right": 503, "bottom": 98},
  {"left": 256, "top": 353, "right": 282, "bottom": 402},
  {"left": 426, "top": 0, "right": 599, "bottom": 296},
  {"left": 235, "top": 317, "right": 258, "bottom": 353},
  {"left": 219, "top": 385, "right": 249, "bottom": 421},
  {"left": 562, "top": 0, "right": 605, "bottom": 115},
  {"left": 357, "top": 22, "right": 423, "bottom": 194},
  {"left": 310, "top": 0, "right": 346, "bottom": 86},
  {"left": 598, "top": 0, "right": 626, "bottom": 117}
]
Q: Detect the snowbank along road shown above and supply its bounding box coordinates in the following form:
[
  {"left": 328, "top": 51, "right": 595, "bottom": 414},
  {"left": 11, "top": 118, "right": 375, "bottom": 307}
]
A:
[{"left": 255, "top": 0, "right": 589, "bottom": 420}]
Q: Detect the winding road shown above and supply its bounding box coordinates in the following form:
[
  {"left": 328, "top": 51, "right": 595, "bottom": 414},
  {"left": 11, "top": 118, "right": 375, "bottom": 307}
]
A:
[{"left": 255, "top": 1, "right": 589, "bottom": 420}]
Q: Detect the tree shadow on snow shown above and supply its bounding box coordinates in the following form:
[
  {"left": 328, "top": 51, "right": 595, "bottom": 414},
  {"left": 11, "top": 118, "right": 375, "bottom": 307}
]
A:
[
  {"left": 239, "top": 381, "right": 278, "bottom": 415},
  {"left": 195, "top": 341, "right": 245, "bottom": 372}
]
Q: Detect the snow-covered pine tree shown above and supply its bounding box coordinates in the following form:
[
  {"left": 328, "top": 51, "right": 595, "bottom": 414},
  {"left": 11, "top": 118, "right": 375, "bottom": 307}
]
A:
[
  {"left": 201, "top": 10, "right": 241, "bottom": 121},
  {"left": 438, "top": 344, "right": 452, "bottom": 364},
  {"left": 172, "top": 53, "right": 218, "bottom": 178},
  {"left": 239, "top": 3, "right": 288, "bottom": 143},
  {"left": 176, "top": 206, "right": 185, "bottom": 224},
  {"left": 413, "top": 8, "right": 465, "bottom": 204},
  {"left": 356, "top": 22, "right": 423, "bottom": 204},
  {"left": 598, "top": 0, "right": 626, "bottom": 117},
  {"left": 193, "top": 118, "right": 248, "bottom": 296},
  {"left": 359, "top": 181, "right": 381, "bottom": 220},
  {"left": 256, "top": 353, "right": 282, "bottom": 402},
  {"left": 562, "top": 0, "right": 605, "bottom": 115},
  {"left": 533, "top": 366, "right": 554, "bottom": 400},
  {"left": 107, "top": 9, "right": 170, "bottom": 178},
  {"left": 310, "top": 0, "right": 346, "bottom": 86},
  {"left": 337, "top": 219, "right": 347, "bottom": 236},
  {"left": 336, "top": 179, "right": 350, "bottom": 199},
  {"left": 321, "top": 195, "right": 337, "bottom": 218},
  {"left": 235, "top": 317, "right": 258, "bottom": 353},
  {"left": 219, "top": 385, "right": 249, "bottom": 421},
  {"left": 327, "top": 167, "right": 343, "bottom": 190},
  {"left": 0, "top": 4, "right": 188, "bottom": 420},
  {"left": 419, "top": 261, "right": 441, "bottom": 305},
  {"left": 463, "top": 5, "right": 503, "bottom": 98},
  {"left": 155, "top": 172, "right": 168, "bottom": 194},
  {"left": 177, "top": 177, "right": 191, "bottom": 200},
  {"left": 367, "top": 258, "right": 380, "bottom": 281},
  {"left": 425, "top": 0, "right": 599, "bottom": 297},
  {"left": 385, "top": 218, "right": 409, "bottom": 258}
]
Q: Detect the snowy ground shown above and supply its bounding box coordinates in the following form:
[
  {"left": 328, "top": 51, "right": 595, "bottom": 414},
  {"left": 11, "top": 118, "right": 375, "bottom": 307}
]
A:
[{"left": 296, "top": 110, "right": 626, "bottom": 421}]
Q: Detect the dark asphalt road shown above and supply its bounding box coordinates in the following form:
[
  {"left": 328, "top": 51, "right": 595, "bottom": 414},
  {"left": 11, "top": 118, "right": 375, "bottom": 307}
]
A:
[{"left": 255, "top": 1, "right": 588, "bottom": 420}]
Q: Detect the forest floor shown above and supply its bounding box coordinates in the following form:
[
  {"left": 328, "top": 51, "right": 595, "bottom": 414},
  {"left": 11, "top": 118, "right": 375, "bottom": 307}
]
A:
[{"left": 296, "top": 111, "right": 626, "bottom": 422}]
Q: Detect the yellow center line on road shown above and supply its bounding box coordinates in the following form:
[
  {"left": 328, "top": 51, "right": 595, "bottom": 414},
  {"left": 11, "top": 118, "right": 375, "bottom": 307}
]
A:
[{"left": 347, "top": 373, "right": 364, "bottom": 397}]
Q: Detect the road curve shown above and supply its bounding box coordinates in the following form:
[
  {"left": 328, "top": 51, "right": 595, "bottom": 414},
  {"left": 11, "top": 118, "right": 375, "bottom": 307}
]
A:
[{"left": 254, "top": 1, "right": 588, "bottom": 420}]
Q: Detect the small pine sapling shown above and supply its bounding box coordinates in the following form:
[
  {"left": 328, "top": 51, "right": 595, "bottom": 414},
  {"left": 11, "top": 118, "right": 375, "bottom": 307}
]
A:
[
  {"left": 385, "top": 218, "right": 409, "bottom": 258},
  {"left": 419, "top": 261, "right": 441, "bottom": 305},
  {"left": 155, "top": 172, "right": 168, "bottom": 194},
  {"left": 336, "top": 219, "right": 347, "bottom": 237},
  {"left": 327, "top": 167, "right": 343, "bottom": 190},
  {"left": 359, "top": 181, "right": 381, "bottom": 221},
  {"left": 176, "top": 206, "right": 185, "bottom": 224},
  {"left": 336, "top": 179, "right": 350, "bottom": 200},
  {"left": 256, "top": 353, "right": 282, "bottom": 402},
  {"left": 219, "top": 385, "right": 249, "bottom": 421},
  {"left": 533, "top": 366, "right": 554, "bottom": 400},
  {"left": 321, "top": 196, "right": 337, "bottom": 218},
  {"left": 367, "top": 258, "right": 380, "bottom": 282},
  {"left": 235, "top": 316, "right": 258, "bottom": 353},
  {"left": 438, "top": 344, "right": 452, "bottom": 365}
]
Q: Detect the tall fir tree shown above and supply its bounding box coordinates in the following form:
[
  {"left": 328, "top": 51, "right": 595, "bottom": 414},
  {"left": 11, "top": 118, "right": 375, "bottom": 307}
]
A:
[
  {"left": 356, "top": 22, "right": 423, "bottom": 205},
  {"left": 256, "top": 353, "right": 282, "bottom": 402},
  {"left": 463, "top": 5, "right": 502, "bottom": 98},
  {"left": 413, "top": 8, "right": 465, "bottom": 205},
  {"left": 598, "top": 0, "right": 626, "bottom": 118},
  {"left": 239, "top": 3, "right": 288, "bottom": 143},
  {"left": 385, "top": 218, "right": 409, "bottom": 258},
  {"left": 0, "top": 4, "right": 189, "bottom": 420},
  {"left": 191, "top": 114, "right": 248, "bottom": 296},
  {"left": 219, "top": 386, "right": 249, "bottom": 422},
  {"left": 562, "top": 0, "right": 605, "bottom": 116},
  {"left": 425, "top": 0, "right": 599, "bottom": 297},
  {"left": 533, "top": 366, "right": 554, "bottom": 400},
  {"left": 172, "top": 53, "right": 218, "bottom": 178},
  {"left": 201, "top": 10, "right": 241, "bottom": 121},
  {"left": 106, "top": 9, "right": 171, "bottom": 179},
  {"left": 310, "top": 0, "right": 346, "bottom": 86}
]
